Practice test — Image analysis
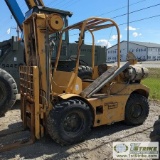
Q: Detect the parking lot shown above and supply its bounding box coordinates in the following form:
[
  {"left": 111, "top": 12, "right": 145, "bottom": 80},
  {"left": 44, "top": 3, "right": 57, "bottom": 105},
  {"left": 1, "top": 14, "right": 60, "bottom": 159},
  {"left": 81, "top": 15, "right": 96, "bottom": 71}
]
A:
[{"left": 112, "top": 60, "right": 160, "bottom": 68}]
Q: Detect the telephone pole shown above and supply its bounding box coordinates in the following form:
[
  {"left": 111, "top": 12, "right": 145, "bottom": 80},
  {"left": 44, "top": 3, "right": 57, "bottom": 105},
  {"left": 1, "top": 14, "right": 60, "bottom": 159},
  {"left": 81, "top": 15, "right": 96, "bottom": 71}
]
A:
[{"left": 127, "top": 0, "right": 129, "bottom": 53}]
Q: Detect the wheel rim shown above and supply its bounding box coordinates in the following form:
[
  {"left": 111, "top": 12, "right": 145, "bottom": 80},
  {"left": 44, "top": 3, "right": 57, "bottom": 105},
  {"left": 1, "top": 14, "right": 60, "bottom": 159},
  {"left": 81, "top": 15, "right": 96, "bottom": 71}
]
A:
[
  {"left": 0, "top": 82, "right": 6, "bottom": 102},
  {"left": 63, "top": 112, "right": 84, "bottom": 134},
  {"left": 131, "top": 103, "right": 143, "bottom": 118}
]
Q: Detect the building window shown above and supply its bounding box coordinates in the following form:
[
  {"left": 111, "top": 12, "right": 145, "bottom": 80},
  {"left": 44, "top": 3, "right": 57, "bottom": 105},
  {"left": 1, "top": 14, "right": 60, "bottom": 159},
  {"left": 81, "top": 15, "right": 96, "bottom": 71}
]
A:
[{"left": 153, "top": 56, "right": 156, "bottom": 60}]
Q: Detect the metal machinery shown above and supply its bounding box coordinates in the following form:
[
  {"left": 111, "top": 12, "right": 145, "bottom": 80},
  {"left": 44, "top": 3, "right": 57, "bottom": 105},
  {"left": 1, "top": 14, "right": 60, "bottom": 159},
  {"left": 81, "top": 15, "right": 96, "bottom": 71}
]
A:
[
  {"left": 25, "top": 0, "right": 44, "bottom": 8},
  {"left": 150, "top": 117, "right": 160, "bottom": 141},
  {"left": 19, "top": 13, "right": 149, "bottom": 146},
  {"left": 0, "top": 0, "right": 25, "bottom": 117},
  {"left": 0, "top": 0, "right": 43, "bottom": 117},
  {"left": 0, "top": 0, "right": 106, "bottom": 117},
  {"left": 0, "top": 37, "right": 25, "bottom": 116},
  {"left": 150, "top": 112, "right": 160, "bottom": 141}
]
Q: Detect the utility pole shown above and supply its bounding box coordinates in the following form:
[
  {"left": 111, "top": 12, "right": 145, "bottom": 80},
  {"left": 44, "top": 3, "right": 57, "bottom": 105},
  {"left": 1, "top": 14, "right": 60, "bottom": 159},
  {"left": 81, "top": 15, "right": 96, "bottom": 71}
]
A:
[
  {"left": 16, "top": 25, "right": 20, "bottom": 39},
  {"left": 11, "top": 25, "right": 20, "bottom": 40},
  {"left": 127, "top": 0, "right": 129, "bottom": 53}
]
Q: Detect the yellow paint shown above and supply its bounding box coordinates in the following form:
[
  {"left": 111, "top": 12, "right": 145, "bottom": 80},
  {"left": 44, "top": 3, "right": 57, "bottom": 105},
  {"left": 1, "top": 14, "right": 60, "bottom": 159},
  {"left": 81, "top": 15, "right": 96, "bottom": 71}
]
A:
[
  {"left": 88, "top": 95, "right": 129, "bottom": 126},
  {"left": 92, "top": 66, "right": 99, "bottom": 79},
  {"left": 33, "top": 67, "right": 40, "bottom": 139},
  {"left": 25, "top": 0, "right": 44, "bottom": 7},
  {"left": 19, "top": 66, "right": 40, "bottom": 139},
  {"left": 58, "top": 93, "right": 81, "bottom": 99},
  {"left": 110, "top": 83, "right": 149, "bottom": 96},
  {"left": 48, "top": 14, "right": 64, "bottom": 31},
  {"left": 52, "top": 71, "right": 82, "bottom": 95}
]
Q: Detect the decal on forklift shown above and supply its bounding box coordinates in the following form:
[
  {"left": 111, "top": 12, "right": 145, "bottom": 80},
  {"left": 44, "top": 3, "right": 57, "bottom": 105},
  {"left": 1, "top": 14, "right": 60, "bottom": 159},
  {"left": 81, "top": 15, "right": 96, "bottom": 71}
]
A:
[
  {"left": 75, "top": 84, "right": 79, "bottom": 91},
  {"left": 105, "top": 103, "right": 118, "bottom": 109}
]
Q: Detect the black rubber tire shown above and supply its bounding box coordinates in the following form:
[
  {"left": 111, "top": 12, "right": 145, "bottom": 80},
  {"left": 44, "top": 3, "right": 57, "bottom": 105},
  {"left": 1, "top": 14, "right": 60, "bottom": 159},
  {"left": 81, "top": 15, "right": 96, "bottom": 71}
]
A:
[
  {"left": 0, "top": 68, "right": 18, "bottom": 117},
  {"left": 47, "top": 99, "right": 93, "bottom": 145},
  {"left": 150, "top": 119, "right": 160, "bottom": 141},
  {"left": 78, "top": 65, "right": 92, "bottom": 80},
  {"left": 124, "top": 93, "right": 149, "bottom": 125}
]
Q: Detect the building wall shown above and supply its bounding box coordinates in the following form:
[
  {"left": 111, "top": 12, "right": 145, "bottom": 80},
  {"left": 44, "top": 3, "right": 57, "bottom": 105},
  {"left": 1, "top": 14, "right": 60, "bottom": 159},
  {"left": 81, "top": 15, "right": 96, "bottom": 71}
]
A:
[
  {"left": 148, "top": 48, "right": 160, "bottom": 60},
  {"left": 107, "top": 41, "right": 148, "bottom": 62}
]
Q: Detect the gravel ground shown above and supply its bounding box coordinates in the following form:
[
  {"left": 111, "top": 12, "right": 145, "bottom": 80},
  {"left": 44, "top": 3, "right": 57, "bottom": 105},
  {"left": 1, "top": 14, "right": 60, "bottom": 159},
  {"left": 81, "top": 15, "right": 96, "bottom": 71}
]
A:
[{"left": 0, "top": 100, "right": 160, "bottom": 160}]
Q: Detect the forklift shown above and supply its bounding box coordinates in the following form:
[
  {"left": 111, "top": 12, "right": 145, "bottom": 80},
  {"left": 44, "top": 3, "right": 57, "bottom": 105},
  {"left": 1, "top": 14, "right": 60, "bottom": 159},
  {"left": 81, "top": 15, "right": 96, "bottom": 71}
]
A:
[{"left": 19, "top": 11, "right": 149, "bottom": 146}]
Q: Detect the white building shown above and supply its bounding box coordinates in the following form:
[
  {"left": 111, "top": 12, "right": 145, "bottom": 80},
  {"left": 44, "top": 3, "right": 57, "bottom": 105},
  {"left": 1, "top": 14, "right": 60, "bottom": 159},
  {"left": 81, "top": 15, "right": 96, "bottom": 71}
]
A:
[{"left": 107, "top": 41, "right": 160, "bottom": 62}]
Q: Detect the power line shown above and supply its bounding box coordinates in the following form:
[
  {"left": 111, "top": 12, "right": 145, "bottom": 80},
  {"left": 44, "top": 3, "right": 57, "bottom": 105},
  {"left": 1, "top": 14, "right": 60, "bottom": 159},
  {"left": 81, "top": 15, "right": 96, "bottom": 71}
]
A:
[
  {"left": 98, "top": 0, "right": 147, "bottom": 16},
  {"left": 46, "top": 0, "right": 59, "bottom": 6},
  {"left": 57, "top": 0, "right": 73, "bottom": 8},
  {"left": 49, "top": 0, "right": 70, "bottom": 8},
  {"left": 46, "top": 0, "right": 147, "bottom": 14},
  {"left": 69, "top": 1, "right": 160, "bottom": 37},
  {"left": 49, "top": 0, "right": 79, "bottom": 10},
  {"left": 69, "top": 14, "right": 160, "bottom": 38},
  {"left": 60, "top": 0, "right": 79, "bottom": 9},
  {"left": 112, "top": 3, "right": 160, "bottom": 20},
  {"left": 119, "top": 14, "right": 160, "bottom": 26}
]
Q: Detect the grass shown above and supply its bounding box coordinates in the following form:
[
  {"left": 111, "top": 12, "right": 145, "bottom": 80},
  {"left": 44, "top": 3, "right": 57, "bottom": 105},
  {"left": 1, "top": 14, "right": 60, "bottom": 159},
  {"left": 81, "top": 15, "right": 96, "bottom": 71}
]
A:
[{"left": 142, "top": 68, "right": 160, "bottom": 100}]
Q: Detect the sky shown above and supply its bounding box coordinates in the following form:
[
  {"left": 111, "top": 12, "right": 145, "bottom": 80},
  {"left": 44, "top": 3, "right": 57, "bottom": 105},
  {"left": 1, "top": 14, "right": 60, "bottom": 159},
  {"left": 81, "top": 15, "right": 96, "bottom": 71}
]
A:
[{"left": 0, "top": 0, "right": 160, "bottom": 48}]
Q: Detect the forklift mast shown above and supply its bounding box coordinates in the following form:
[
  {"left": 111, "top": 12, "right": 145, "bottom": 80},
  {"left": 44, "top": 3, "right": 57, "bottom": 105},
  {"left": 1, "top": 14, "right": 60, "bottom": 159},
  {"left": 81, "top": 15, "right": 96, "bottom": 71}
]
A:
[{"left": 25, "top": 0, "right": 44, "bottom": 9}]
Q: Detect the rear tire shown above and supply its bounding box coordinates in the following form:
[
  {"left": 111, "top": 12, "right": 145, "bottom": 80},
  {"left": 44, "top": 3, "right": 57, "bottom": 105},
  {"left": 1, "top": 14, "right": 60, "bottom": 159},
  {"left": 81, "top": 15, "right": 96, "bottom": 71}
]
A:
[
  {"left": 47, "top": 99, "right": 93, "bottom": 145},
  {"left": 124, "top": 93, "right": 149, "bottom": 125},
  {"left": 0, "top": 69, "right": 18, "bottom": 117}
]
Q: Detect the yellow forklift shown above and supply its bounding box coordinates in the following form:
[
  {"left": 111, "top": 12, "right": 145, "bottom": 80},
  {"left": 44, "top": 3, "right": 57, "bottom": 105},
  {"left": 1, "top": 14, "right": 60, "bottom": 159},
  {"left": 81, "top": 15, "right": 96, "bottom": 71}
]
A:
[{"left": 18, "top": 11, "right": 149, "bottom": 146}]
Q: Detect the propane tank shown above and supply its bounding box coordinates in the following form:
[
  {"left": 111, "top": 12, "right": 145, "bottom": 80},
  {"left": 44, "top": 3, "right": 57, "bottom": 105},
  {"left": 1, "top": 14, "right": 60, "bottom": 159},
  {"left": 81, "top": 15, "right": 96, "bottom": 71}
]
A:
[{"left": 124, "top": 65, "right": 148, "bottom": 81}]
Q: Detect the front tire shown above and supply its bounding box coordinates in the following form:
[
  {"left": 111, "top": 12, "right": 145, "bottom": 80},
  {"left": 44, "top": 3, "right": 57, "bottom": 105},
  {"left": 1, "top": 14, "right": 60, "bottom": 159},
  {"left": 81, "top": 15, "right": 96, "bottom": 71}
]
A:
[
  {"left": 124, "top": 93, "right": 149, "bottom": 125},
  {"left": 47, "top": 99, "right": 93, "bottom": 145}
]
